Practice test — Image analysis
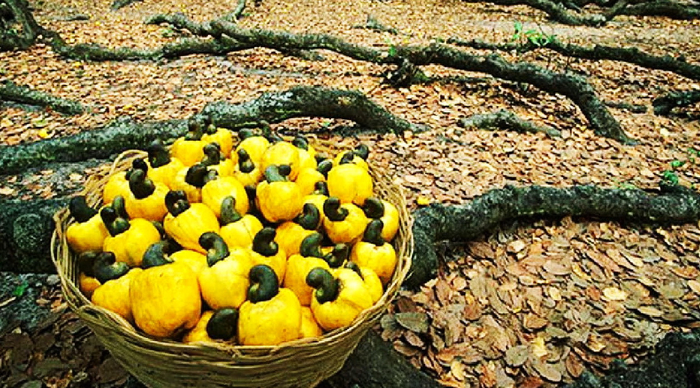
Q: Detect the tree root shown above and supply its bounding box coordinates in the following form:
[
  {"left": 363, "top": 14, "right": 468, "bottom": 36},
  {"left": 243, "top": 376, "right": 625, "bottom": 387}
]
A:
[
  {"left": 604, "top": 100, "right": 648, "bottom": 113},
  {"left": 653, "top": 90, "right": 700, "bottom": 116},
  {"left": 110, "top": 0, "right": 143, "bottom": 11},
  {"left": 460, "top": 0, "right": 608, "bottom": 26},
  {"left": 406, "top": 184, "right": 700, "bottom": 288},
  {"left": 458, "top": 109, "right": 562, "bottom": 137},
  {"left": 617, "top": 0, "right": 700, "bottom": 19},
  {"left": 460, "top": 0, "right": 698, "bottom": 25},
  {"left": 352, "top": 14, "right": 402, "bottom": 35},
  {"left": 0, "top": 0, "right": 43, "bottom": 51},
  {"left": 447, "top": 37, "right": 700, "bottom": 82},
  {"left": 48, "top": 34, "right": 252, "bottom": 61},
  {"left": 210, "top": 21, "right": 632, "bottom": 143},
  {"left": 0, "top": 86, "right": 421, "bottom": 175},
  {"left": 0, "top": 80, "right": 85, "bottom": 115}
]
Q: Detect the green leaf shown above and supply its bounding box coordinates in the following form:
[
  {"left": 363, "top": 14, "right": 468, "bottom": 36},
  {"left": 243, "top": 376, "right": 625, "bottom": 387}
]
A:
[
  {"left": 12, "top": 281, "right": 29, "bottom": 297},
  {"left": 670, "top": 160, "right": 685, "bottom": 169},
  {"left": 662, "top": 170, "right": 679, "bottom": 186}
]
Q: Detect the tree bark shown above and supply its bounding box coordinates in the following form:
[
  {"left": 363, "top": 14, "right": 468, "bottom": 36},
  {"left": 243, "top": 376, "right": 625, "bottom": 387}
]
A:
[
  {"left": 211, "top": 21, "right": 631, "bottom": 143},
  {"left": 458, "top": 109, "right": 562, "bottom": 137},
  {"left": 0, "top": 86, "right": 422, "bottom": 175},
  {"left": 0, "top": 0, "right": 43, "bottom": 51},
  {"left": 0, "top": 198, "right": 66, "bottom": 273},
  {"left": 326, "top": 331, "right": 441, "bottom": 388},
  {"left": 652, "top": 90, "right": 700, "bottom": 116},
  {"left": 460, "top": 0, "right": 608, "bottom": 25},
  {"left": 617, "top": 0, "right": 700, "bottom": 19},
  {"left": 398, "top": 44, "right": 634, "bottom": 144},
  {"left": 448, "top": 37, "right": 700, "bottom": 82},
  {"left": 0, "top": 80, "right": 85, "bottom": 115},
  {"left": 405, "top": 184, "right": 700, "bottom": 288}
]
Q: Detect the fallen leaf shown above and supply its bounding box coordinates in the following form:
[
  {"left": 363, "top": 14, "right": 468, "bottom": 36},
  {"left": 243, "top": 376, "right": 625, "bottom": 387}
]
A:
[
  {"left": 395, "top": 312, "right": 429, "bottom": 333},
  {"left": 531, "top": 337, "right": 548, "bottom": 358},
  {"left": 637, "top": 306, "right": 664, "bottom": 317},
  {"left": 602, "top": 287, "right": 627, "bottom": 301},
  {"left": 504, "top": 345, "right": 528, "bottom": 367}
]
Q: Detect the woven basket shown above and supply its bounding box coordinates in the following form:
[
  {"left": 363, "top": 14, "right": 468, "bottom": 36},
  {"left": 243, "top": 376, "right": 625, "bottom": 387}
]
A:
[{"left": 52, "top": 147, "right": 413, "bottom": 388}]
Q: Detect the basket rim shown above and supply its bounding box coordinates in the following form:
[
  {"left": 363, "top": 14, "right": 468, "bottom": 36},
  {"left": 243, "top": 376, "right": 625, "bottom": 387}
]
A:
[{"left": 52, "top": 147, "right": 414, "bottom": 355}]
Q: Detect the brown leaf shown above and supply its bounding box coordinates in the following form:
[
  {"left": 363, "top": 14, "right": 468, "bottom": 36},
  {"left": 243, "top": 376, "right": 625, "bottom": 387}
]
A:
[
  {"left": 463, "top": 299, "right": 483, "bottom": 321},
  {"left": 404, "top": 331, "right": 426, "bottom": 348},
  {"left": 637, "top": 305, "right": 664, "bottom": 317},
  {"left": 393, "top": 341, "right": 420, "bottom": 357},
  {"left": 469, "top": 241, "right": 495, "bottom": 259},
  {"left": 507, "top": 240, "right": 527, "bottom": 254},
  {"left": 395, "top": 296, "right": 418, "bottom": 313},
  {"left": 530, "top": 358, "right": 562, "bottom": 383},
  {"left": 504, "top": 345, "right": 529, "bottom": 367},
  {"left": 479, "top": 363, "right": 497, "bottom": 388},
  {"left": 435, "top": 278, "right": 453, "bottom": 306},
  {"left": 395, "top": 312, "right": 429, "bottom": 333},
  {"left": 565, "top": 353, "right": 585, "bottom": 378},
  {"left": 585, "top": 250, "right": 622, "bottom": 273},
  {"left": 523, "top": 314, "right": 549, "bottom": 330},
  {"left": 519, "top": 376, "right": 545, "bottom": 388},
  {"left": 688, "top": 280, "right": 700, "bottom": 294},
  {"left": 602, "top": 287, "right": 627, "bottom": 301},
  {"left": 543, "top": 260, "right": 570, "bottom": 275}
]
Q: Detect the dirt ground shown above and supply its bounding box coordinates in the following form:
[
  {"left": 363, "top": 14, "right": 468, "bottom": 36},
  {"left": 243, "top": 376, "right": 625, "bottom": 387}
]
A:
[{"left": 1, "top": 0, "right": 700, "bottom": 386}]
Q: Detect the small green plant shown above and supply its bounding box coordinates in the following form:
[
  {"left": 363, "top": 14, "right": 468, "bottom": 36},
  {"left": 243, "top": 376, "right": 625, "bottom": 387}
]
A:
[
  {"left": 662, "top": 170, "right": 680, "bottom": 186},
  {"left": 12, "top": 281, "right": 29, "bottom": 298},
  {"left": 161, "top": 27, "right": 176, "bottom": 38},
  {"left": 511, "top": 21, "right": 557, "bottom": 48},
  {"left": 384, "top": 37, "right": 397, "bottom": 57}
]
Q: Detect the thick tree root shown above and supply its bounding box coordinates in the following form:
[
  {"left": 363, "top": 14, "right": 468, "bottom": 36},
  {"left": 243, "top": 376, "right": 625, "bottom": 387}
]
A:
[
  {"left": 0, "top": 117, "right": 183, "bottom": 175},
  {"left": 460, "top": 0, "right": 698, "bottom": 25},
  {"left": 0, "top": 80, "right": 85, "bottom": 115},
  {"left": 210, "top": 21, "right": 632, "bottom": 143},
  {"left": 48, "top": 34, "right": 252, "bottom": 61},
  {"left": 199, "top": 86, "right": 424, "bottom": 133},
  {"left": 458, "top": 109, "right": 561, "bottom": 137},
  {"left": 565, "top": 331, "right": 700, "bottom": 388},
  {"left": 0, "top": 0, "right": 43, "bottom": 51},
  {"left": 617, "top": 0, "right": 700, "bottom": 19},
  {"left": 653, "top": 90, "right": 700, "bottom": 116},
  {"left": 145, "top": 0, "right": 247, "bottom": 32},
  {"left": 326, "top": 331, "right": 441, "bottom": 388},
  {"left": 406, "top": 184, "right": 700, "bottom": 288},
  {"left": 460, "top": 0, "right": 608, "bottom": 25},
  {"left": 604, "top": 100, "right": 648, "bottom": 113},
  {"left": 447, "top": 37, "right": 700, "bottom": 82},
  {"left": 0, "top": 86, "right": 421, "bottom": 175}
]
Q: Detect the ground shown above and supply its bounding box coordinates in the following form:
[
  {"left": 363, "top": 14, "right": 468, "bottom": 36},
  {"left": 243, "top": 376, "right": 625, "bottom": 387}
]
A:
[{"left": 1, "top": 0, "right": 700, "bottom": 387}]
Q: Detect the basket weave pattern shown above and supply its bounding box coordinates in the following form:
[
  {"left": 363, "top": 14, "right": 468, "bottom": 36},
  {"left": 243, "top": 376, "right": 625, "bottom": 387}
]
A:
[{"left": 52, "top": 149, "right": 413, "bottom": 388}]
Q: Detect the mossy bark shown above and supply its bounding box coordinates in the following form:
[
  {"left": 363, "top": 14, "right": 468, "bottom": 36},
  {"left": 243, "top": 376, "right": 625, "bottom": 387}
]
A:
[
  {"left": 459, "top": 109, "right": 561, "bottom": 137},
  {"left": 0, "top": 0, "right": 43, "bottom": 51},
  {"left": 0, "top": 198, "right": 66, "bottom": 273},
  {"left": 406, "top": 184, "right": 700, "bottom": 288},
  {"left": 210, "top": 21, "right": 630, "bottom": 143},
  {"left": 0, "top": 86, "right": 420, "bottom": 175},
  {"left": 653, "top": 90, "right": 700, "bottom": 116},
  {"left": 0, "top": 80, "right": 85, "bottom": 115},
  {"left": 0, "top": 117, "right": 185, "bottom": 175},
  {"left": 448, "top": 38, "right": 700, "bottom": 82},
  {"left": 326, "top": 331, "right": 441, "bottom": 388}
]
